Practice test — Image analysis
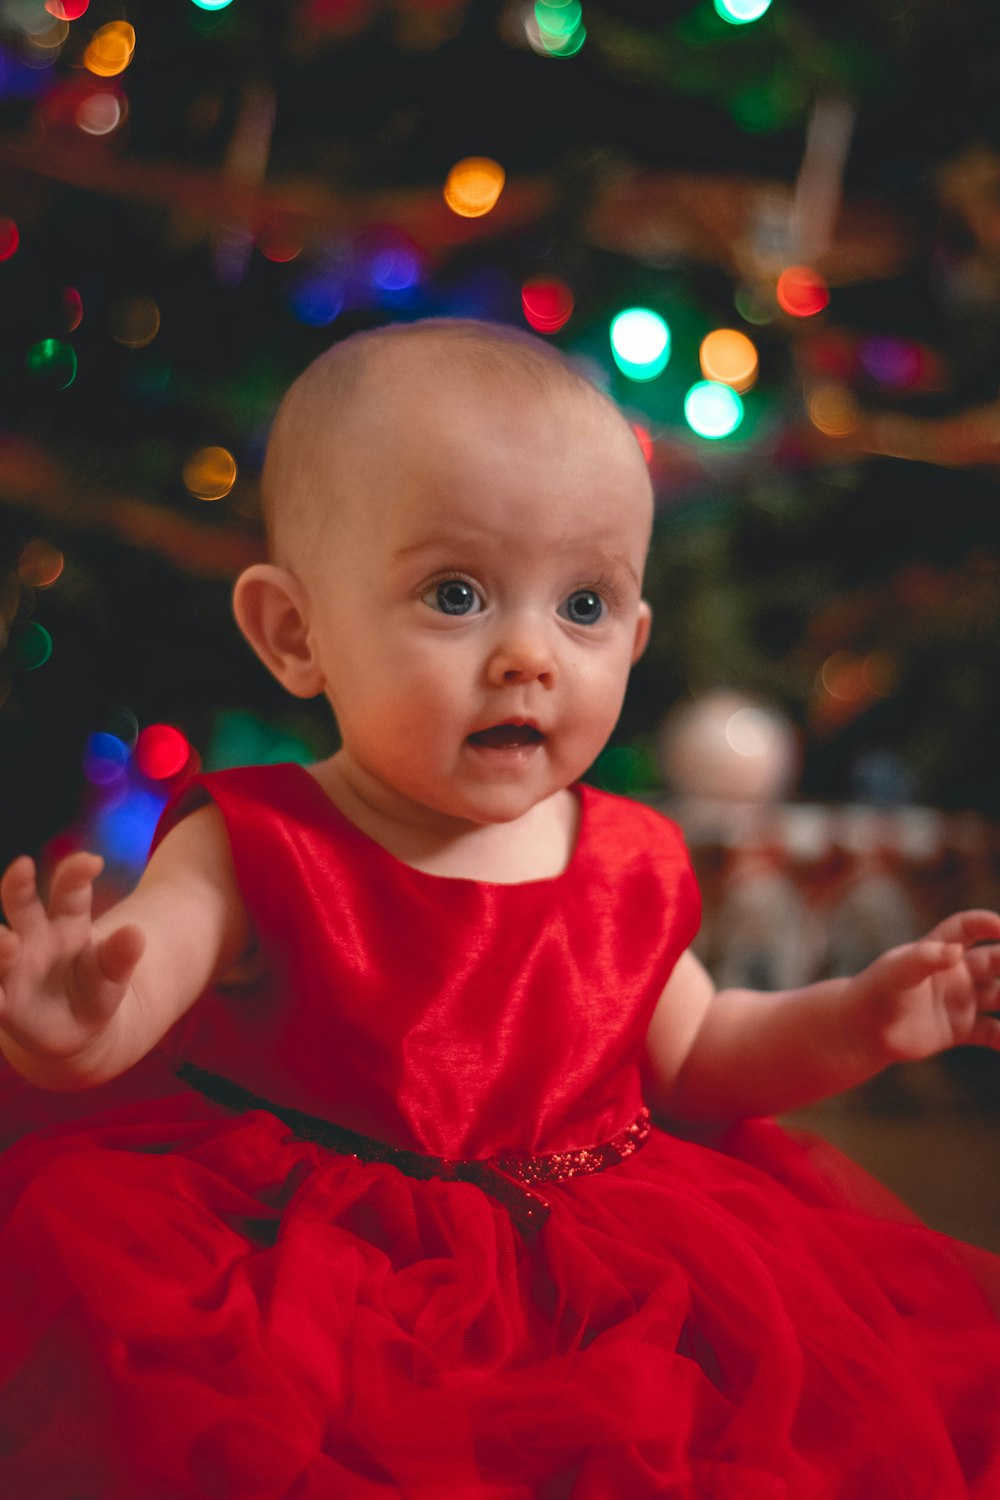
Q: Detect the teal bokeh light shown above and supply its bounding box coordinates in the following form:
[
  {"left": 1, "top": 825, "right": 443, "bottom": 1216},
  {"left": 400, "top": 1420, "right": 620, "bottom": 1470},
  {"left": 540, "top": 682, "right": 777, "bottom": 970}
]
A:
[
  {"left": 683, "top": 380, "right": 744, "bottom": 439},
  {"left": 713, "top": 0, "right": 773, "bottom": 24},
  {"left": 610, "top": 308, "right": 671, "bottom": 382}
]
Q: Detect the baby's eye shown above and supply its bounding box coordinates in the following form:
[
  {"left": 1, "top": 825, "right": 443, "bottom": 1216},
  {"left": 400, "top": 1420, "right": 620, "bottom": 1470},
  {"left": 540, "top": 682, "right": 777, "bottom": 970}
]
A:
[
  {"left": 422, "top": 579, "right": 483, "bottom": 616},
  {"left": 559, "top": 589, "right": 606, "bottom": 626}
]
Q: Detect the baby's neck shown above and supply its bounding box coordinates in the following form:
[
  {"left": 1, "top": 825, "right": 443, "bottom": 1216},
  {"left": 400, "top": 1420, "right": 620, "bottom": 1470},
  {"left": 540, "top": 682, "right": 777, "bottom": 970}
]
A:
[{"left": 307, "top": 760, "right": 579, "bottom": 884}]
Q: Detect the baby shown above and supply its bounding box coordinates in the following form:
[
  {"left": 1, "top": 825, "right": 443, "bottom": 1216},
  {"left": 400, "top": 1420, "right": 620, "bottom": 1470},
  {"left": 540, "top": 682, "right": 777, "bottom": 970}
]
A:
[
  {"left": 2, "top": 318, "right": 996, "bottom": 1112},
  {"left": 0, "top": 317, "right": 998, "bottom": 1498}
]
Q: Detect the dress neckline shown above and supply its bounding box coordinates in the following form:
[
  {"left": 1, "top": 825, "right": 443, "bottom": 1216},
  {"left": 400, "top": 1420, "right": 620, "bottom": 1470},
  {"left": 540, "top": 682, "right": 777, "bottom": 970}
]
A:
[{"left": 286, "top": 762, "right": 589, "bottom": 890}]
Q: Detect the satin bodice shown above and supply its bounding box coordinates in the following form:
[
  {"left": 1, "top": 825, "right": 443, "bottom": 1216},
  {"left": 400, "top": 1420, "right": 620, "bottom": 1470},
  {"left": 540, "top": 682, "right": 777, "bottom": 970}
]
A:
[{"left": 155, "top": 764, "right": 700, "bottom": 1159}]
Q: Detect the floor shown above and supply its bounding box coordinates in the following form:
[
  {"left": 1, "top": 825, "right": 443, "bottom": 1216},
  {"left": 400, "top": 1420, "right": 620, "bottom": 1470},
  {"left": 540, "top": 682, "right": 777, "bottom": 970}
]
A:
[{"left": 783, "top": 1053, "right": 1000, "bottom": 1253}]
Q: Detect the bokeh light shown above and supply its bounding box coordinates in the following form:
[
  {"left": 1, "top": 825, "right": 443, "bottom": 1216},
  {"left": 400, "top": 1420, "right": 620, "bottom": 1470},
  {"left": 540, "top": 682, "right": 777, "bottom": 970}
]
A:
[
  {"left": 631, "top": 423, "right": 654, "bottom": 464},
  {"left": 257, "top": 223, "right": 304, "bottom": 263},
  {"left": 699, "top": 328, "right": 759, "bottom": 392},
  {"left": 26, "top": 338, "right": 77, "bottom": 388},
  {"left": 684, "top": 380, "right": 744, "bottom": 439},
  {"left": 776, "top": 266, "right": 829, "bottom": 317},
  {"left": 17, "top": 539, "right": 64, "bottom": 587},
  {"left": 11, "top": 621, "right": 53, "bottom": 670},
  {"left": 83, "top": 731, "right": 130, "bottom": 786},
  {"left": 0, "top": 218, "right": 19, "bottom": 260},
  {"left": 807, "top": 384, "right": 858, "bottom": 437},
  {"left": 137, "top": 724, "right": 191, "bottom": 780},
  {"left": 370, "top": 246, "right": 421, "bottom": 292},
  {"left": 182, "top": 445, "right": 237, "bottom": 500},
  {"left": 83, "top": 21, "right": 135, "bottom": 78},
  {"left": 92, "top": 787, "right": 167, "bottom": 867},
  {"left": 27, "top": 15, "right": 67, "bottom": 53},
  {"left": 63, "top": 286, "right": 83, "bottom": 330},
  {"left": 859, "top": 336, "right": 923, "bottom": 389},
  {"left": 45, "top": 1, "right": 90, "bottom": 18},
  {"left": 734, "top": 284, "right": 774, "bottom": 326},
  {"left": 190, "top": 0, "right": 235, "bottom": 9},
  {"left": 290, "top": 273, "right": 343, "bottom": 326},
  {"left": 443, "top": 157, "right": 505, "bottom": 218},
  {"left": 76, "top": 88, "right": 123, "bottom": 135},
  {"left": 521, "top": 277, "right": 574, "bottom": 333},
  {"left": 536, "top": 1, "right": 581, "bottom": 39},
  {"left": 528, "top": 0, "right": 586, "bottom": 56},
  {"left": 109, "top": 294, "right": 160, "bottom": 349},
  {"left": 610, "top": 308, "right": 671, "bottom": 381},
  {"left": 714, "top": 0, "right": 772, "bottom": 23}
]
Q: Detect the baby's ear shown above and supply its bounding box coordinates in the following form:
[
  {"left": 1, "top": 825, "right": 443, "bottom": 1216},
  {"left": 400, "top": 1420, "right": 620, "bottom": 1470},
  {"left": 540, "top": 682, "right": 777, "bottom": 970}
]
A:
[
  {"left": 232, "top": 564, "right": 325, "bottom": 699},
  {"left": 631, "top": 600, "right": 652, "bottom": 664}
]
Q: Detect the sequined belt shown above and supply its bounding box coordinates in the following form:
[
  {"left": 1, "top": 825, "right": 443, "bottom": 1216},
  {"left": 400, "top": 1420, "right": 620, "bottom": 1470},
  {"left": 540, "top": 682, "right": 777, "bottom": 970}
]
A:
[{"left": 176, "top": 1061, "right": 652, "bottom": 1234}]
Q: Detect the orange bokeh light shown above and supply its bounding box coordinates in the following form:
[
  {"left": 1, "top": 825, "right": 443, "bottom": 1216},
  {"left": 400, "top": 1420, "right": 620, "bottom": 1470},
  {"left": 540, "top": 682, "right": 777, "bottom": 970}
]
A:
[
  {"left": 699, "top": 328, "right": 759, "bottom": 392},
  {"left": 18, "top": 539, "right": 65, "bottom": 588},
  {"left": 84, "top": 21, "right": 135, "bottom": 78},
  {"left": 183, "top": 446, "right": 238, "bottom": 501},
  {"left": 443, "top": 157, "right": 505, "bottom": 218}
]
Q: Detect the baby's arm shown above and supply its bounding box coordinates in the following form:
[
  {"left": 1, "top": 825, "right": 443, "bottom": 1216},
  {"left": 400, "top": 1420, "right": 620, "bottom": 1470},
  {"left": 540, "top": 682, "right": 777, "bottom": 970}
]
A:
[
  {"left": 643, "top": 911, "right": 1000, "bottom": 1126},
  {"left": 0, "top": 805, "right": 252, "bottom": 1090}
]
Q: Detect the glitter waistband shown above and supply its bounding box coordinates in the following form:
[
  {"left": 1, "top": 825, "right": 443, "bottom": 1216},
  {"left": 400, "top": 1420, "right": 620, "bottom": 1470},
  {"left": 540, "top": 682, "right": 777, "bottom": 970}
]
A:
[{"left": 176, "top": 1061, "right": 652, "bottom": 1234}]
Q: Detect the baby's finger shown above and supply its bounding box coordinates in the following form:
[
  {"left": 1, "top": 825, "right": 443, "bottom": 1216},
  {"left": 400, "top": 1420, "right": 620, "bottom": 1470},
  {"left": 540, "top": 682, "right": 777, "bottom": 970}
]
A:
[
  {"left": 69, "top": 925, "right": 144, "bottom": 1024},
  {"left": 966, "top": 945, "right": 1000, "bottom": 987},
  {"left": 929, "top": 909, "right": 1000, "bottom": 948},
  {"left": 873, "top": 941, "right": 964, "bottom": 989},
  {"left": 95, "top": 925, "right": 145, "bottom": 987},
  {"left": 967, "top": 1014, "right": 1000, "bottom": 1051},
  {"left": 47, "top": 853, "right": 104, "bottom": 924},
  {"left": 0, "top": 926, "right": 20, "bottom": 1000},
  {"left": 0, "top": 856, "right": 47, "bottom": 939}
]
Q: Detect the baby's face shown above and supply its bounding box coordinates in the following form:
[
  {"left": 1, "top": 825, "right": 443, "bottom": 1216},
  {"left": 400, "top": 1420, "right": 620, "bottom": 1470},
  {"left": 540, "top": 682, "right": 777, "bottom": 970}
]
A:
[{"left": 297, "top": 372, "right": 653, "bottom": 832}]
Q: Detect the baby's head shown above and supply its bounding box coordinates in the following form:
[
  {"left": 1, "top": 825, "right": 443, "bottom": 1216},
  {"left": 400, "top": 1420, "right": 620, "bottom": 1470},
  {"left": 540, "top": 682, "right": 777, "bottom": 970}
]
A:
[
  {"left": 234, "top": 319, "right": 655, "bottom": 828},
  {"left": 257, "top": 318, "right": 652, "bottom": 575}
]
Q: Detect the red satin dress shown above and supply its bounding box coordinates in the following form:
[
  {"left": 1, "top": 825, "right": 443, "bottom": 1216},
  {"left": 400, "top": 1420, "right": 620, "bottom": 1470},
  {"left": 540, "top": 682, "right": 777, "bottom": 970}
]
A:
[{"left": 0, "top": 762, "right": 999, "bottom": 1499}]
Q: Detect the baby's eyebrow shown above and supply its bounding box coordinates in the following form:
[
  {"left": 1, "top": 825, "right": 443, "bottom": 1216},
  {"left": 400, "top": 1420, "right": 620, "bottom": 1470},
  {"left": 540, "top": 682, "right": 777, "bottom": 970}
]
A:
[
  {"left": 391, "top": 536, "right": 640, "bottom": 588},
  {"left": 603, "top": 552, "right": 641, "bottom": 588}
]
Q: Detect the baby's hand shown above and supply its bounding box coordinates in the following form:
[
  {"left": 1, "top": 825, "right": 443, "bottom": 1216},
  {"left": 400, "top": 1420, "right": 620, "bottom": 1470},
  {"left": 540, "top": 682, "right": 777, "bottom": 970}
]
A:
[
  {"left": 847, "top": 910, "right": 1000, "bottom": 1066},
  {"left": 0, "top": 853, "right": 145, "bottom": 1067}
]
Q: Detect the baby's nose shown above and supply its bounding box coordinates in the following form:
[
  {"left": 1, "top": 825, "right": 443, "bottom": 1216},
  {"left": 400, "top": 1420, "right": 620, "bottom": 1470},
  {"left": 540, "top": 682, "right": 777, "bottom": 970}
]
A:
[{"left": 485, "top": 624, "right": 556, "bottom": 687}]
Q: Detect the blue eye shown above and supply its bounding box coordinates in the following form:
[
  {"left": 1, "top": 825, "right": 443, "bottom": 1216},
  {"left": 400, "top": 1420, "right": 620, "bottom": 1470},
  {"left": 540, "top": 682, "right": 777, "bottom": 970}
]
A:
[
  {"left": 423, "top": 579, "right": 482, "bottom": 616},
  {"left": 560, "top": 589, "right": 605, "bottom": 625}
]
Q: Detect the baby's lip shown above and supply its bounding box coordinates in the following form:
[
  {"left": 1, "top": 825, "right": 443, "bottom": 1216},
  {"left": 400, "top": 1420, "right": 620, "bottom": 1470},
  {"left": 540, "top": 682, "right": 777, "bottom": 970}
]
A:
[{"left": 467, "top": 719, "right": 545, "bottom": 748}]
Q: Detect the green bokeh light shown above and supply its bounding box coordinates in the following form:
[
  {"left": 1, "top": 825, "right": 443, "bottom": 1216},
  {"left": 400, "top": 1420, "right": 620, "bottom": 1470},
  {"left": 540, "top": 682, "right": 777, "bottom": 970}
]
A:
[
  {"left": 610, "top": 308, "right": 671, "bottom": 382},
  {"left": 12, "top": 622, "right": 53, "bottom": 671},
  {"left": 535, "top": 0, "right": 582, "bottom": 38},
  {"left": 684, "top": 380, "right": 744, "bottom": 439},
  {"left": 26, "top": 339, "right": 77, "bottom": 389},
  {"left": 190, "top": 0, "right": 235, "bottom": 10}
]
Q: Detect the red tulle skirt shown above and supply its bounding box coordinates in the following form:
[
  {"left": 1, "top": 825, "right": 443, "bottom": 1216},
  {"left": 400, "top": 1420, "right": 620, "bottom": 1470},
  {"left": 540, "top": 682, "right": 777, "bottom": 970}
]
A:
[{"left": 0, "top": 1078, "right": 998, "bottom": 1499}]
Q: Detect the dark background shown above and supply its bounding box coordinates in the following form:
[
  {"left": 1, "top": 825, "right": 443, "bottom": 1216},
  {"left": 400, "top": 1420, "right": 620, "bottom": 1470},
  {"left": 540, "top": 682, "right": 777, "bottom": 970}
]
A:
[{"left": 2, "top": 0, "right": 1000, "bottom": 871}]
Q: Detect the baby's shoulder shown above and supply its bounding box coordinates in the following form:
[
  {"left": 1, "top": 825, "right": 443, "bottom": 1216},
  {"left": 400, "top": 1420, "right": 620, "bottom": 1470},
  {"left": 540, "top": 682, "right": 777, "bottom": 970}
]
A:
[{"left": 585, "top": 785, "right": 689, "bottom": 852}]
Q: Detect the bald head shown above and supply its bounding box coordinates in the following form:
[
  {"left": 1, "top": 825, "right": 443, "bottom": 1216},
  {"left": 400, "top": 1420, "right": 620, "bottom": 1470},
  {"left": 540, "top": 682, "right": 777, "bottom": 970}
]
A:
[{"left": 260, "top": 318, "right": 649, "bottom": 569}]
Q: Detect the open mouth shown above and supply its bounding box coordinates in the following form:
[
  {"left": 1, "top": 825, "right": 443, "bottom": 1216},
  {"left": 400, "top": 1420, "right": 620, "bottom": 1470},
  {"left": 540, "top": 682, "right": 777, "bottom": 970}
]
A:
[{"left": 467, "top": 723, "right": 544, "bottom": 749}]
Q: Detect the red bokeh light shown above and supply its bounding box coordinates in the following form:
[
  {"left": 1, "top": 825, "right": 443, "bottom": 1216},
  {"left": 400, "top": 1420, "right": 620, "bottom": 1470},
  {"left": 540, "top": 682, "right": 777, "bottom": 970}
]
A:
[
  {"left": 776, "top": 266, "right": 830, "bottom": 318},
  {"left": 521, "top": 278, "right": 575, "bottom": 334},
  {"left": 0, "top": 219, "right": 20, "bottom": 263},
  {"left": 631, "top": 423, "right": 654, "bottom": 464},
  {"left": 136, "top": 724, "right": 191, "bottom": 781},
  {"left": 63, "top": 286, "right": 84, "bottom": 332}
]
